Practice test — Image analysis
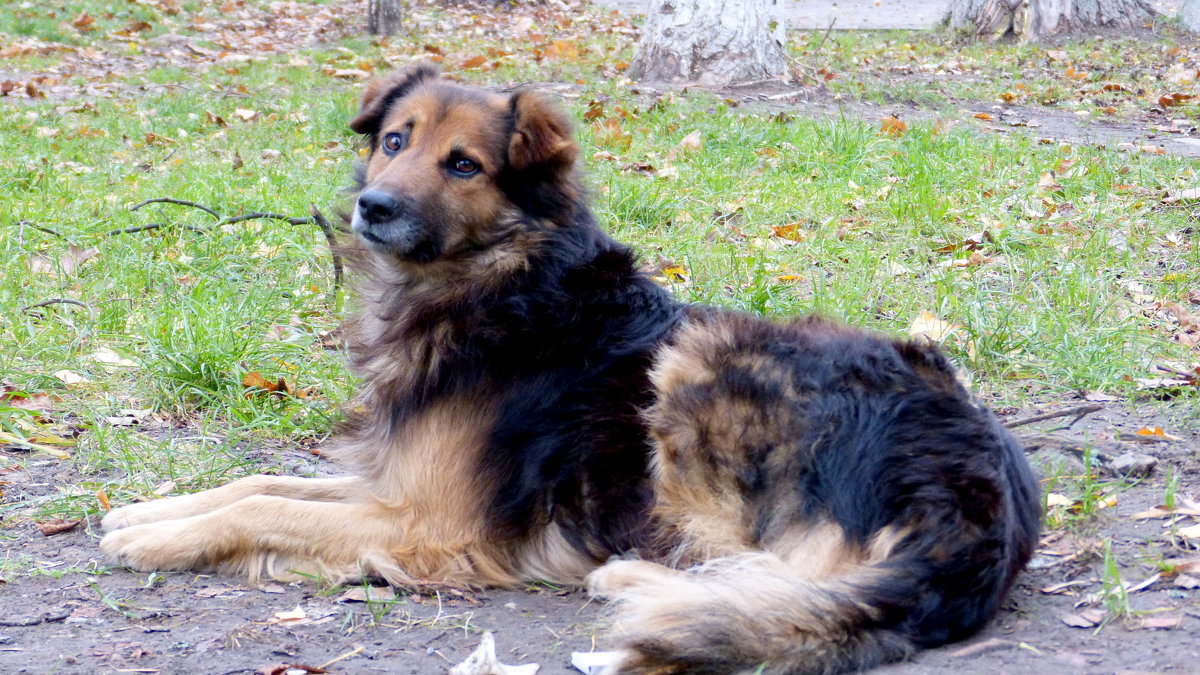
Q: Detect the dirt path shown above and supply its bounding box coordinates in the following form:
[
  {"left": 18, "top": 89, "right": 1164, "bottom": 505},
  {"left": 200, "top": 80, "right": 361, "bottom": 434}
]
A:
[{"left": 4, "top": 399, "right": 1199, "bottom": 674}]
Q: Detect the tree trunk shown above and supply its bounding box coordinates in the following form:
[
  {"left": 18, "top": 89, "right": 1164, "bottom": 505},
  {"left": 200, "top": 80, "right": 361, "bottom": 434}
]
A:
[
  {"left": 368, "top": 0, "right": 403, "bottom": 36},
  {"left": 949, "top": 0, "right": 1158, "bottom": 42},
  {"left": 1182, "top": 0, "right": 1200, "bottom": 32},
  {"left": 628, "top": 0, "right": 788, "bottom": 85}
]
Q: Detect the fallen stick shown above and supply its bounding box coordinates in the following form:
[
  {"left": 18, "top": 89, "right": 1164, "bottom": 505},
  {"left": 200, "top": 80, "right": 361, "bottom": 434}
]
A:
[
  {"left": 128, "top": 197, "right": 220, "bottom": 219},
  {"left": 1005, "top": 404, "right": 1102, "bottom": 429}
]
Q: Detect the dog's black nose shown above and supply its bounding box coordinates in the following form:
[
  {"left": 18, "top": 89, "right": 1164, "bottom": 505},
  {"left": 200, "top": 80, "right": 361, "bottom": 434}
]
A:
[{"left": 357, "top": 190, "right": 403, "bottom": 223}]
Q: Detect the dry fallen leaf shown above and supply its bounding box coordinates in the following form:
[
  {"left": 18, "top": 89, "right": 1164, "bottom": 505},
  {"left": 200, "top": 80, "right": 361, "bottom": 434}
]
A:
[
  {"left": 91, "top": 348, "right": 138, "bottom": 369},
  {"left": 1137, "top": 614, "right": 1182, "bottom": 630},
  {"left": 677, "top": 130, "right": 702, "bottom": 154},
  {"left": 880, "top": 115, "right": 907, "bottom": 137},
  {"left": 907, "top": 311, "right": 958, "bottom": 344},
  {"left": 52, "top": 370, "right": 88, "bottom": 386},
  {"left": 1132, "top": 426, "right": 1182, "bottom": 441},
  {"left": 336, "top": 586, "right": 395, "bottom": 603},
  {"left": 273, "top": 606, "right": 307, "bottom": 622},
  {"left": 37, "top": 518, "right": 82, "bottom": 536}
]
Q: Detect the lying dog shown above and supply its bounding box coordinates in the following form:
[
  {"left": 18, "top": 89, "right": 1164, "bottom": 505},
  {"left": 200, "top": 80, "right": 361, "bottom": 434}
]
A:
[{"left": 101, "top": 64, "right": 1040, "bottom": 674}]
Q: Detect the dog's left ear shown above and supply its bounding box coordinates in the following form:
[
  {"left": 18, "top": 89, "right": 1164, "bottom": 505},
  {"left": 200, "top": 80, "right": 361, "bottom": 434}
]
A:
[
  {"left": 508, "top": 91, "right": 578, "bottom": 171},
  {"left": 349, "top": 62, "right": 441, "bottom": 136}
]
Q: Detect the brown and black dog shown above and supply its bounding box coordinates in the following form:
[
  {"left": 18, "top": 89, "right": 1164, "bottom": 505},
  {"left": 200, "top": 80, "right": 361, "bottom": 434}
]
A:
[{"left": 101, "top": 64, "right": 1040, "bottom": 674}]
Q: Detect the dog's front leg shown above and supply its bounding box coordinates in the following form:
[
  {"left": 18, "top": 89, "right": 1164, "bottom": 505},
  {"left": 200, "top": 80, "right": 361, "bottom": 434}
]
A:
[
  {"left": 101, "top": 476, "right": 364, "bottom": 530},
  {"left": 100, "top": 495, "right": 400, "bottom": 584}
]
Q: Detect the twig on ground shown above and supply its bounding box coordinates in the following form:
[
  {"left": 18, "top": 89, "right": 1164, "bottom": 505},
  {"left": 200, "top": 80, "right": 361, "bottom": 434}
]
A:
[
  {"left": 814, "top": 18, "right": 837, "bottom": 51},
  {"left": 1156, "top": 364, "right": 1198, "bottom": 380},
  {"left": 1018, "top": 433, "right": 1115, "bottom": 464},
  {"left": 310, "top": 205, "right": 344, "bottom": 294},
  {"left": 221, "top": 212, "right": 313, "bottom": 226},
  {"left": 103, "top": 223, "right": 208, "bottom": 237},
  {"left": 128, "top": 197, "right": 221, "bottom": 220},
  {"left": 123, "top": 197, "right": 344, "bottom": 298},
  {"left": 16, "top": 220, "right": 65, "bottom": 239},
  {"left": 1005, "top": 404, "right": 1102, "bottom": 430},
  {"left": 20, "top": 297, "right": 94, "bottom": 314},
  {"left": 20, "top": 297, "right": 98, "bottom": 322},
  {"left": 0, "top": 611, "right": 71, "bottom": 628}
]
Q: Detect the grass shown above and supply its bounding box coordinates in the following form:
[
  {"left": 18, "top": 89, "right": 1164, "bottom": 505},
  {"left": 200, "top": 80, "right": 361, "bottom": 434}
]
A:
[{"left": 0, "top": 0, "right": 1196, "bottom": 549}]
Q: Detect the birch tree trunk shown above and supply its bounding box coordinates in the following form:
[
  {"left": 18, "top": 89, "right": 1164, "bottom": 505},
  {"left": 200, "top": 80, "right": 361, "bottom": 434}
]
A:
[
  {"left": 1182, "top": 0, "right": 1200, "bottom": 32},
  {"left": 368, "top": 0, "right": 403, "bottom": 36},
  {"left": 628, "top": 0, "right": 788, "bottom": 84},
  {"left": 948, "top": 0, "right": 1158, "bottom": 42}
]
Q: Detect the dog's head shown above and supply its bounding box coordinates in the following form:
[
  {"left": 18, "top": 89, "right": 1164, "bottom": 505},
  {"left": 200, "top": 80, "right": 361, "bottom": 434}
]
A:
[{"left": 347, "top": 63, "right": 580, "bottom": 264}]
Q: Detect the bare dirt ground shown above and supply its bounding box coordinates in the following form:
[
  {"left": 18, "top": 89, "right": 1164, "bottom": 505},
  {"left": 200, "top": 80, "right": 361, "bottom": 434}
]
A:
[{"left": 4, "top": 398, "right": 1200, "bottom": 674}]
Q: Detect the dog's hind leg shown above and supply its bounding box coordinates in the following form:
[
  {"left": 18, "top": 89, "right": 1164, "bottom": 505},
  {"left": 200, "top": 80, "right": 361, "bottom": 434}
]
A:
[{"left": 101, "top": 476, "right": 364, "bottom": 530}]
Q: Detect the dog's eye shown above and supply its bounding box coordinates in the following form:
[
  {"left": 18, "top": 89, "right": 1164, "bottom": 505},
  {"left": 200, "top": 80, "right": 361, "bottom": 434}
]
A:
[
  {"left": 382, "top": 132, "right": 407, "bottom": 154},
  {"left": 450, "top": 158, "right": 479, "bottom": 177}
]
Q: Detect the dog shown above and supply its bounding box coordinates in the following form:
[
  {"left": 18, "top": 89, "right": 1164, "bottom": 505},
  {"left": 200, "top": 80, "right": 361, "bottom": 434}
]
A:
[{"left": 100, "top": 63, "right": 1041, "bottom": 674}]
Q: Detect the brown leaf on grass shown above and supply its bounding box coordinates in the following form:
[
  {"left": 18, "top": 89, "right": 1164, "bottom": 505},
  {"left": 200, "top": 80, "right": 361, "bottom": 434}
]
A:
[
  {"left": 1163, "top": 302, "right": 1199, "bottom": 330},
  {"left": 204, "top": 110, "right": 228, "bottom": 127},
  {"left": 233, "top": 108, "right": 260, "bottom": 122},
  {"left": 583, "top": 99, "right": 604, "bottom": 122},
  {"left": 1, "top": 385, "right": 62, "bottom": 411},
  {"left": 907, "top": 311, "right": 958, "bottom": 344},
  {"left": 1158, "top": 93, "right": 1193, "bottom": 107},
  {"left": 320, "top": 68, "right": 371, "bottom": 79},
  {"left": 71, "top": 12, "right": 96, "bottom": 30},
  {"left": 543, "top": 39, "right": 580, "bottom": 61},
  {"left": 37, "top": 518, "right": 82, "bottom": 536},
  {"left": 460, "top": 55, "right": 488, "bottom": 70},
  {"left": 879, "top": 115, "right": 906, "bottom": 137},
  {"left": 52, "top": 370, "right": 88, "bottom": 386},
  {"left": 676, "top": 130, "right": 702, "bottom": 154},
  {"left": 593, "top": 118, "right": 631, "bottom": 150},
  {"left": 144, "top": 131, "right": 175, "bottom": 146},
  {"left": 770, "top": 223, "right": 809, "bottom": 243},
  {"left": 1037, "top": 171, "right": 1064, "bottom": 193},
  {"left": 973, "top": 112, "right": 993, "bottom": 121},
  {"left": 933, "top": 231, "right": 994, "bottom": 254},
  {"left": 29, "top": 244, "right": 99, "bottom": 277},
  {"left": 96, "top": 489, "right": 111, "bottom": 512}
]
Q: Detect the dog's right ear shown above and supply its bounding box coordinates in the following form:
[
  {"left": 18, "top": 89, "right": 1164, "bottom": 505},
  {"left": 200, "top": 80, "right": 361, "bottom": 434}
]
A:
[{"left": 349, "top": 62, "right": 441, "bottom": 136}]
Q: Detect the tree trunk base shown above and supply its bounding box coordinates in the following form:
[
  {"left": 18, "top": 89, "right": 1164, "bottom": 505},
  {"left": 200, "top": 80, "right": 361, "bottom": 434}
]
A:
[
  {"left": 629, "top": 0, "right": 788, "bottom": 85},
  {"left": 949, "top": 0, "right": 1158, "bottom": 42},
  {"left": 368, "top": 0, "right": 404, "bottom": 36}
]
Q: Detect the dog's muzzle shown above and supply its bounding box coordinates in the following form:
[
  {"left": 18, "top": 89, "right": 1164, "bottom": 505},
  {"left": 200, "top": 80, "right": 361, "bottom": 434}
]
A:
[{"left": 351, "top": 189, "right": 439, "bottom": 261}]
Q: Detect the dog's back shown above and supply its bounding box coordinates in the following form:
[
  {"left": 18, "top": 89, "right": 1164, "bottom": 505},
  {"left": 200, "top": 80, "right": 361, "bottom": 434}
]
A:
[{"left": 590, "top": 310, "right": 1040, "bottom": 673}]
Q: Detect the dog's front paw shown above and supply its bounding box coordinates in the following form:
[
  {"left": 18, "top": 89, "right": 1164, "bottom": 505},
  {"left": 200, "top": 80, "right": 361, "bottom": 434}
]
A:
[
  {"left": 101, "top": 492, "right": 214, "bottom": 530},
  {"left": 100, "top": 521, "right": 203, "bottom": 571},
  {"left": 586, "top": 559, "right": 675, "bottom": 597}
]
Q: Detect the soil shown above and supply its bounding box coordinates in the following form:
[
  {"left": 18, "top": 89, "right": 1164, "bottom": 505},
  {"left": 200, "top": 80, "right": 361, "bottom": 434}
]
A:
[{"left": 3, "top": 398, "right": 1200, "bottom": 674}]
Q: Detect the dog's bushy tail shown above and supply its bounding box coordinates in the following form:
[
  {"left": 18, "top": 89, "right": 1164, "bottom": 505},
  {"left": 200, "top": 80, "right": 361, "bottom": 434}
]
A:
[{"left": 592, "top": 553, "right": 922, "bottom": 675}]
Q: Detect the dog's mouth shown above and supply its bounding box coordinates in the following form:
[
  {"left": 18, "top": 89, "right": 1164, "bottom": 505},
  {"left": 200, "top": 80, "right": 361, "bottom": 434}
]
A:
[{"left": 351, "top": 212, "right": 443, "bottom": 263}]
